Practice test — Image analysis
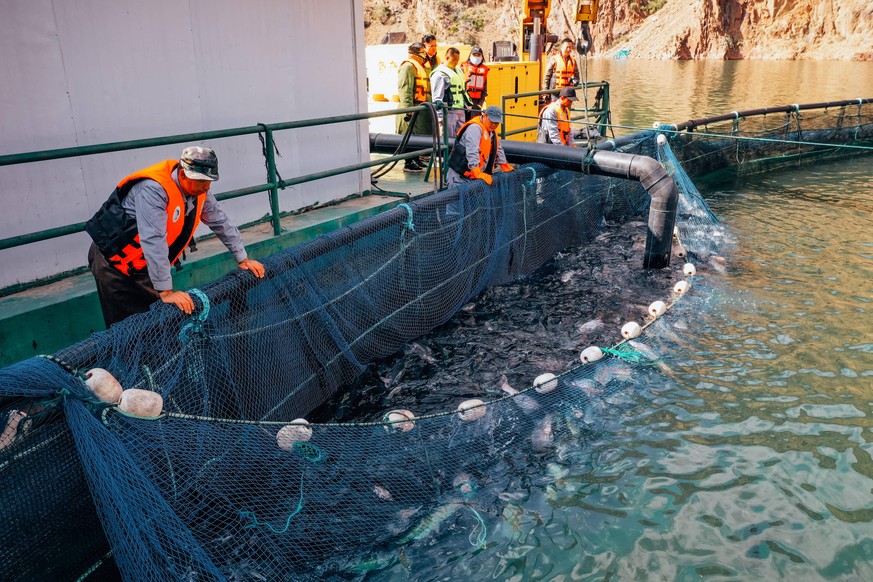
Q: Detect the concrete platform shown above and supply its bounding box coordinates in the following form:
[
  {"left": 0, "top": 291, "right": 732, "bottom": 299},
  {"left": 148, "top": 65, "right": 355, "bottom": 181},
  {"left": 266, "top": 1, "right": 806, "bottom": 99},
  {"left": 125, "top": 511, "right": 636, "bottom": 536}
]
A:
[{"left": 0, "top": 161, "right": 440, "bottom": 367}]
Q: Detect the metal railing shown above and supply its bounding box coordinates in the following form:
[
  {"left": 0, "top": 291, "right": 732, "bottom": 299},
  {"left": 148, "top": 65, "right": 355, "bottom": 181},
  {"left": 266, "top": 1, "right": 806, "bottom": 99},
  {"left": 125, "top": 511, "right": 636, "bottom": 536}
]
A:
[
  {"left": 500, "top": 81, "right": 611, "bottom": 140},
  {"left": 0, "top": 106, "right": 433, "bottom": 251}
]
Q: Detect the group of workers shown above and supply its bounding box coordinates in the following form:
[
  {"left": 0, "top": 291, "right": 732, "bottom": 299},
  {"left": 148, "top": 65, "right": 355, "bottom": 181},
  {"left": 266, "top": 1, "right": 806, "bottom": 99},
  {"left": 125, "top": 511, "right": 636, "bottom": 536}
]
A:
[
  {"left": 398, "top": 35, "right": 591, "bottom": 184},
  {"left": 85, "top": 37, "right": 587, "bottom": 329},
  {"left": 397, "top": 36, "right": 491, "bottom": 173}
]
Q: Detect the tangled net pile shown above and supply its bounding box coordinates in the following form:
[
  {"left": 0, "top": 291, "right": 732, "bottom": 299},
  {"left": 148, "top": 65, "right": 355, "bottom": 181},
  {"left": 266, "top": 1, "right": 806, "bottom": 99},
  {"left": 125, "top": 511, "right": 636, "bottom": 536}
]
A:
[{"left": 1, "top": 100, "right": 871, "bottom": 581}]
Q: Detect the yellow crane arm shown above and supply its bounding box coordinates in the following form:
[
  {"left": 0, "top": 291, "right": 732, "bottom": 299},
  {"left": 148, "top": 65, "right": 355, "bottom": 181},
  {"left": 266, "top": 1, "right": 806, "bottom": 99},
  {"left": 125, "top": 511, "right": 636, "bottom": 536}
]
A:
[{"left": 575, "top": 0, "right": 599, "bottom": 54}]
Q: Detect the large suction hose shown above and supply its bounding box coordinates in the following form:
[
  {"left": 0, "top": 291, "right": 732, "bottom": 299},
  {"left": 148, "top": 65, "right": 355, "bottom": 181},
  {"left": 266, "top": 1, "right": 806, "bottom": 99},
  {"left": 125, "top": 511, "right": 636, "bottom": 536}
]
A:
[{"left": 370, "top": 134, "right": 678, "bottom": 269}]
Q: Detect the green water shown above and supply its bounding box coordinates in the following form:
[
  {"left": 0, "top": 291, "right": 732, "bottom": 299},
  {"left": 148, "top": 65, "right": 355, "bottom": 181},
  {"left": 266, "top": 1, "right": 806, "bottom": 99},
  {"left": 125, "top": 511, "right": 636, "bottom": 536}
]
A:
[
  {"left": 582, "top": 59, "right": 873, "bottom": 135},
  {"left": 372, "top": 62, "right": 873, "bottom": 580}
]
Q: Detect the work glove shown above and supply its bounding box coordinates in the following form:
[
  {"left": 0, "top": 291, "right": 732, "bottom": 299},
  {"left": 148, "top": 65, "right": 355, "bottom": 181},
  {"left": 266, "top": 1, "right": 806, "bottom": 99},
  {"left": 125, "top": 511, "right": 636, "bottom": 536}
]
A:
[
  {"left": 470, "top": 166, "right": 492, "bottom": 185},
  {"left": 499, "top": 163, "right": 514, "bottom": 173}
]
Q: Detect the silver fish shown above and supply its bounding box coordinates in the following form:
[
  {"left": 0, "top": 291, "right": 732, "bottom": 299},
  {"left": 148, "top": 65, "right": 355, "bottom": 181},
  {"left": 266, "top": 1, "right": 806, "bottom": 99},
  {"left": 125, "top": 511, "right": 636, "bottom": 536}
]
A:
[
  {"left": 408, "top": 342, "right": 436, "bottom": 364},
  {"left": 577, "top": 319, "right": 604, "bottom": 334},
  {"left": 627, "top": 340, "right": 677, "bottom": 377},
  {"left": 531, "top": 414, "right": 554, "bottom": 450},
  {"left": 594, "top": 362, "right": 634, "bottom": 386},
  {"left": 499, "top": 375, "right": 540, "bottom": 413},
  {"left": 566, "top": 377, "right": 600, "bottom": 394},
  {"left": 374, "top": 485, "right": 393, "bottom": 501},
  {"left": 398, "top": 502, "right": 462, "bottom": 544}
]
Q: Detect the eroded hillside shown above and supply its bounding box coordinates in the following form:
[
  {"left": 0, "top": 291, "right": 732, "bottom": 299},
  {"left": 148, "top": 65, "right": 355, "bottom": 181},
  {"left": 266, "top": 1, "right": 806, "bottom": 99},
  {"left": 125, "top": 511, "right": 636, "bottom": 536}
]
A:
[{"left": 363, "top": 0, "right": 873, "bottom": 60}]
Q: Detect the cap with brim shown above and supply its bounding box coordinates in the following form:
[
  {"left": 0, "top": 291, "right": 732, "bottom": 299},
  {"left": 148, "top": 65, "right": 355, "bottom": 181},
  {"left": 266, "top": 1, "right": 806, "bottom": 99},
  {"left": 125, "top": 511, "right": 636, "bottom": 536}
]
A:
[
  {"left": 471, "top": 46, "right": 483, "bottom": 55},
  {"left": 483, "top": 105, "right": 502, "bottom": 123},
  {"left": 180, "top": 146, "right": 219, "bottom": 181},
  {"left": 559, "top": 88, "right": 579, "bottom": 102}
]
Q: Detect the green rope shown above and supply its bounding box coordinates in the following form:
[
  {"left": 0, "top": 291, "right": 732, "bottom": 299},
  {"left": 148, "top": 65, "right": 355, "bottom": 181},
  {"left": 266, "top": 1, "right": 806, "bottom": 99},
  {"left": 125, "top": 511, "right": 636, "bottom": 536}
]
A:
[
  {"left": 178, "top": 288, "right": 211, "bottom": 343},
  {"left": 600, "top": 345, "right": 649, "bottom": 364},
  {"left": 74, "top": 550, "right": 114, "bottom": 582},
  {"left": 37, "top": 353, "right": 85, "bottom": 379},
  {"left": 238, "top": 442, "right": 325, "bottom": 533},
  {"left": 467, "top": 506, "right": 487, "bottom": 549},
  {"left": 398, "top": 203, "right": 415, "bottom": 236},
  {"left": 582, "top": 146, "right": 597, "bottom": 174},
  {"left": 522, "top": 165, "right": 537, "bottom": 186},
  {"left": 240, "top": 471, "right": 305, "bottom": 534},
  {"left": 292, "top": 441, "right": 328, "bottom": 463}
]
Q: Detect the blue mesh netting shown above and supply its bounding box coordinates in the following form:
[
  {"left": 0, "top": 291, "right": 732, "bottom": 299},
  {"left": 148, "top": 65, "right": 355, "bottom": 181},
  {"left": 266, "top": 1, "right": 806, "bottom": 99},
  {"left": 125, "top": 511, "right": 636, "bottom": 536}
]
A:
[{"left": 1, "top": 102, "right": 871, "bottom": 580}]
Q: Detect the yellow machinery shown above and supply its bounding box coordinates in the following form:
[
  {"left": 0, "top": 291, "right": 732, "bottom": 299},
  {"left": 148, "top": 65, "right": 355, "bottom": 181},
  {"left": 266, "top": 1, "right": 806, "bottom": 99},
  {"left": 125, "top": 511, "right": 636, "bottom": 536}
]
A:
[
  {"left": 576, "top": 0, "right": 599, "bottom": 54},
  {"left": 487, "top": 62, "right": 541, "bottom": 141},
  {"left": 519, "top": 0, "right": 553, "bottom": 63}
]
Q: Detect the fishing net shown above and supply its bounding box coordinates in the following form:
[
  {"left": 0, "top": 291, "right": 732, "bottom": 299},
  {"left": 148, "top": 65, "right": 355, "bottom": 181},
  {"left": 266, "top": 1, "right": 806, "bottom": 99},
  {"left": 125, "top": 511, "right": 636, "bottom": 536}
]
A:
[
  {"left": 1, "top": 101, "right": 871, "bottom": 581},
  {"left": 658, "top": 100, "right": 873, "bottom": 179}
]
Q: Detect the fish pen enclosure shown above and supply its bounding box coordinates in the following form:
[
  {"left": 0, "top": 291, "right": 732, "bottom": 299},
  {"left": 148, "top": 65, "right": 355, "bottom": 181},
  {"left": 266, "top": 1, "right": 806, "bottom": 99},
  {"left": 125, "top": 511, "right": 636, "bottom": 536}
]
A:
[{"left": 1, "top": 99, "right": 871, "bottom": 580}]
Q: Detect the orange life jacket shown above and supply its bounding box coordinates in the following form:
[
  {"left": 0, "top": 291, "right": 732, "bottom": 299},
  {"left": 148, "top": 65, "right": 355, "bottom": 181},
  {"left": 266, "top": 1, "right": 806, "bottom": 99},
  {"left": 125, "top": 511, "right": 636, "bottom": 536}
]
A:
[
  {"left": 448, "top": 115, "right": 498, "bottom": 176},
  {"left": 86, "top": 160, "right": 205, "bottom": 275},
  {"left": 401, "top": 58, "right": 431, "bottom": 103},
  {"left": 461, "top": 62, "right": 489, "bottom": 100},
  {"left": 552, "top": 55, "right": 577, "bottom": 89},
  {"left": 544, "top": 100, "right": 572, "bottom": 144}
]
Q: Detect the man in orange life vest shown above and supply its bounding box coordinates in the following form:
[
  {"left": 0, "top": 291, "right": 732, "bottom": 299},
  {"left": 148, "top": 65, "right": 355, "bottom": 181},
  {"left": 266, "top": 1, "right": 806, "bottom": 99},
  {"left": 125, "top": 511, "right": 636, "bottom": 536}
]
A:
[
  {"left": 446, "top": 106, "right": 514, "bottom": 188},
  {"left": 542, "top": 38, "right": 578, "bottom": 101},
  {"left": 85, "top": 146, "right": 265, "bottom": 326},
  {"left": 397, "top": 42, "right": 434, "bottom": 172},
  {"left": 538, "top": 87, "right": 578, "bottom": 146}
]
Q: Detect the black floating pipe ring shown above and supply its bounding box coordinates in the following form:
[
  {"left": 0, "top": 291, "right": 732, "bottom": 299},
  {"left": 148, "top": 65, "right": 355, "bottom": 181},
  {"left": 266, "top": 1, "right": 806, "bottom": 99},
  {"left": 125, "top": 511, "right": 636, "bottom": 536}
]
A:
[{"left": 369, "top": 133, "right": 678, "bottom": 269}]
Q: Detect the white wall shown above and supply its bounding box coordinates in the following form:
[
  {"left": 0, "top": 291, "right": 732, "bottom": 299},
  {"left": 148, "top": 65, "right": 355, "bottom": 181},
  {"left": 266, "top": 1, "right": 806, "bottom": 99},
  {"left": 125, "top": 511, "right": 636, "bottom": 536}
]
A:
[{"left": 0, "top": 0, "right": 369, "bottom": 288}]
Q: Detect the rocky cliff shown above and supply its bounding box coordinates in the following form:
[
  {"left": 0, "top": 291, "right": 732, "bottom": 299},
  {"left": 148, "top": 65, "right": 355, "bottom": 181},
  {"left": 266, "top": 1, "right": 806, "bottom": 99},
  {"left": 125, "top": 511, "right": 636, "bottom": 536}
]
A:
[{"left": 363, "top": 0, "right": 873, "bottom": 60}]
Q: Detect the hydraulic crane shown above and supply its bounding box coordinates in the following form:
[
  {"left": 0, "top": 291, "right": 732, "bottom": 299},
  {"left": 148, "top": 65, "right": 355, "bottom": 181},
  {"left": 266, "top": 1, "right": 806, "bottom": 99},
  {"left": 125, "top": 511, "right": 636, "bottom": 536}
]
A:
[{"left": 520, "top": 0, "right": 599, "bottom": 63}]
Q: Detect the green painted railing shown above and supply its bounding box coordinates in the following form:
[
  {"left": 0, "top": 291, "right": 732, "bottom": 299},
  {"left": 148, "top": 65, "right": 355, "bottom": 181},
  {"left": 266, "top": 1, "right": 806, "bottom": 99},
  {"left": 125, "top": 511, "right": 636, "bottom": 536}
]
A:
[
  {"left": 500, "top": 81, "right": 611, "bottom": 140},
  {"left": 0, "top": 106, "right": 431, "bottom": 251}
]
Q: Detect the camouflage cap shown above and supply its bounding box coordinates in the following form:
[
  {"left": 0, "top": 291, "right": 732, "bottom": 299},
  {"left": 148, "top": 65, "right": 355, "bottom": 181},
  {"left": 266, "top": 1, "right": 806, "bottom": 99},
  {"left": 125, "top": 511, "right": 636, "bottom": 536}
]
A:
[
  {"left": 180, "top": 146, "right": 219, "bottom": 181},
  {"left": 408, "top": 42, "right": 425, "bottom": 56}
]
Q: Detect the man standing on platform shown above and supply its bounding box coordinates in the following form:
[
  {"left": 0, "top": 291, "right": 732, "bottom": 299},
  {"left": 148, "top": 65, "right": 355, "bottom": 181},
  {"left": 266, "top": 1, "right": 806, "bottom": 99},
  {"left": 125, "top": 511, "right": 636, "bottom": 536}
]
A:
[
  {"left": 431, "top": 47, "right": 472, "bottom": 135},
  {"left": 396, "top": 42, "right": 434, "bottom": 172}
]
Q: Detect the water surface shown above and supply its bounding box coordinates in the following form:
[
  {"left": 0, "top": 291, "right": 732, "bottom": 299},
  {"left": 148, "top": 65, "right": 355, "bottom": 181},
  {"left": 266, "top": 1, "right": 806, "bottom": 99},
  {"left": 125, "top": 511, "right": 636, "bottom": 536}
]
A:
[{"left": 360, "top": 62, "right": 873, "bottom": 580}]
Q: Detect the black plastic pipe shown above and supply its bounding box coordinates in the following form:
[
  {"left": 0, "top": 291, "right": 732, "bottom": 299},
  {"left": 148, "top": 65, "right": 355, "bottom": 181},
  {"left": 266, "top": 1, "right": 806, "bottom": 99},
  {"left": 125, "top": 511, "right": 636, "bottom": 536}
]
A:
[{"left": 370, "top": 133, "right": 678, "bottom": 269}]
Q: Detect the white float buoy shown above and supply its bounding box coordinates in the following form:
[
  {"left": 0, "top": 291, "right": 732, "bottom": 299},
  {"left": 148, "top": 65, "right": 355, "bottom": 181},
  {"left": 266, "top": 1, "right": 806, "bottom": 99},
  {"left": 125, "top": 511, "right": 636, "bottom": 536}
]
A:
[
  {"left": 673, "top": 280, "right": 690, "bottom": 295},
  {"left": 648, "top": 300, "right": 667, "bottom": 317},
  {"left": 580, "top": 346, "right": 603, "bottom": 363},
  {"left": 673, "top": 225, "right": 680, "bottom": 238},
  {"left": 84, "top": 368, "right": 123, "bottom": 405},
  {"left": 652, "top": 121, "right": 661, "bottom": 129},
  {"left": 277, "top": 419, "right": 313, "bottom": 450},
  {"left": 118, "top": 389, "right": 163, "bottom": 418},
  {"left": 673, "top": 243, "right": 687, "bottom": 258},
  {"left": 621, "top": 321, "right": 642, "bottom": 339},
  {"left": 533, "top": 373, "right": 558, "bottom": 394},
  {"left": 383, "top": 409, "right": 416, "bottom": 433},
  {"left": 656, "top": 134, "right": 667, "bottom": 146},
  {"left": 683, "top": 263, "right": 696, "bottom": 276},
  {"left": 457, "top": 399, "right": 486, "bottom": 422}
]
